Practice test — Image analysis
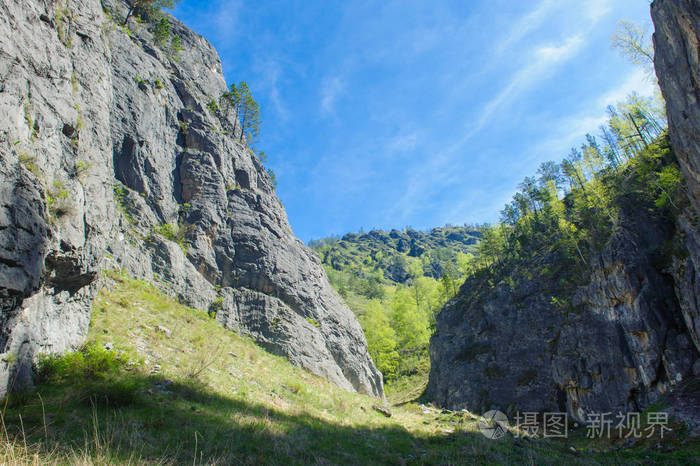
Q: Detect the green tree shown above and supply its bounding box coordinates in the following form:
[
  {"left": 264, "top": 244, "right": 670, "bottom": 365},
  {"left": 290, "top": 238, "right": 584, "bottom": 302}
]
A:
[
  {"left": 267, "top": 167, "right": 278, "bottom": 189},
  {"left": 169, "top": 34, "right": 182, "bottom": 61},
  {"left": 411, "top": 276, "right": 441, "bottom": 325},
  {"left": 537, "top": 161, "right": 563, "bottom": 191},
  {"left": 361, "top": 300, "right": 399, "bottom": 379},
  {"left": 123, "top": 0, "right": 180, "bottom": 26},
  {"left": 236, "top": 81, "right": 261, "bottom": 144},
  {"left": 222, "top": 83, "right": 241, "bottom": 136},
  {"left": 456, "top": 252, "right": 478, "bottom": 278},
  {"left": 391, "top": 288, "right": 430, "bottom": 354},
  {"left": 153, "top": 17, "right": 170, "bottom": 47}
]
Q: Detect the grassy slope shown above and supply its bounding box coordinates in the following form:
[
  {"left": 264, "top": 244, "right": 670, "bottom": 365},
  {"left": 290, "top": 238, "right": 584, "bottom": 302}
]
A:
[{"left": 1, "top": 273, "right": 697, "bottom": 464}]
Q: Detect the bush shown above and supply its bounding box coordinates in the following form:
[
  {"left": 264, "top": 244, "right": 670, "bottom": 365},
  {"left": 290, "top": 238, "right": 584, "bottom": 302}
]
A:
[
  {"left": 169, "top": 35, "right": 182, "bottom": 61},
  {"left": 35, "top": 343, "right": 144, "bottom": 407},
  {"left": 206, "top": 99, "right": 219, "bottom": 114},
  {"left": 153, "top": 17, "right": 171, "bottom": 47},
  {"left": 152, "top": 223, "right": 190, "bottom": 253},
  {"left": 208, "top": 296, "right": 224, "bottom": 318}
]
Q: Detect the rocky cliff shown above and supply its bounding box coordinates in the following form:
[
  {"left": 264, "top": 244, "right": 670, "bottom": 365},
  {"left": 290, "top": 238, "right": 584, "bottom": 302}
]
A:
[
  {"left": 426, "top": 0, "right": 700, "bottom": 425},
  {"left": 652, "top": 0, "right": 700, "bottom": 216},
  {"left": 427, "top": 199, "right": 699, "bottom": 424},
  {"left": 652, "top": 0, "right": 700, "bottom": 382},
  {"left": 0, "top": 0, "right": 383, "bottom": 398}
]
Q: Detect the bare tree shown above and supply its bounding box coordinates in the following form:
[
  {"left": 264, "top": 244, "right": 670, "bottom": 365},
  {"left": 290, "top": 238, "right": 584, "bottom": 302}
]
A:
[{"left": 611, "top": 20, "right": 654, "bottom": 77}]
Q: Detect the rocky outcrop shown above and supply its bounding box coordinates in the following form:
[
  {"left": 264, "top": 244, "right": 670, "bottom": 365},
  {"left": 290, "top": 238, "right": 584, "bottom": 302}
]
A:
[
  {"left": 652, "top": 0, "right": 700, "bottom": 371},
  {"left": 652, "top": 0, "right": 700, "bottom": 215},
  {"left": 427, "top": 207, "right": 699, "bottom": 424},
  {"left": 0, "top": 0, "right": 382, "bottom": 398},
  {"left": 427, "top": 273, "right": 566, "bottom": 416},
  {"left": 427, "top": 0, "right": 700, "bottom": 424}
]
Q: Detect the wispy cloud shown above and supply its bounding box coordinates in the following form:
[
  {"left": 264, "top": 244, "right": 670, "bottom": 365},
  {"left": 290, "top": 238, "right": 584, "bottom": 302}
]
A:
[
  {"left": 387, "top": 21, "right": 590, "bottom": 224},
  {"left": 584, "top": 0, "right": 612, "bottom": 23},
  {"left": 320, "top": 75, "right": 345, "bottom": 116},
  {"left": 211, "top": 1, "right": 242, "bottom": 42},
  {"left": 254, "top": 59, "right": 288, "bottom": 121},
  {"left": 386, "top": 132, "right": 419, "bottom": 155},
  {"left": 494, "top": 0, "right": 558, "bottom": 55},
  {"left": 533, "top": 68, "right": 658, "bottom": 171},
  {"left": 463, "top": 34, "right": 584, "bottom": 144},
  {"left": 172, "top": 0, "right": 659, "bottom": 240}
]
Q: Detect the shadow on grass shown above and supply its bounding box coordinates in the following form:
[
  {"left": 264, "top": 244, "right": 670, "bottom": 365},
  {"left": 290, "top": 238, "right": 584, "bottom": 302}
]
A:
[
  {"left": 0, "top": 374, "right": 581, "bottom": 465},
  {"left": 2, "top": 375, "right": 698, "bottom": 465}
]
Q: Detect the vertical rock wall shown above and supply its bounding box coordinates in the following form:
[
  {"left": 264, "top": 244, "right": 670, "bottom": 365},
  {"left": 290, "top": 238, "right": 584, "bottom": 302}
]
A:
[{"left": 0, "top": 0, "right": 383, "bottom": 398}]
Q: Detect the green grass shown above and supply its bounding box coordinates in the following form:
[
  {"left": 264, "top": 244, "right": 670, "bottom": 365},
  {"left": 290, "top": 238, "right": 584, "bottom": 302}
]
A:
[
  {"left": 150, "top": 223, "right": 189, "bottom": 253},
  {"left": 1, "top": 271, "right": 697, "bottom": 464}
]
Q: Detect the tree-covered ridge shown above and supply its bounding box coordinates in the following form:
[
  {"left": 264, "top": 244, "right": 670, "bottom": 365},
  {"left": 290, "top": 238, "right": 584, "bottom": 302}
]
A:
[
  {"left": 309, "top": 227, "right": 480, "bottom": 393},
  {"left": 469, "top": 92, "right": 678, "bottom": 302},
  {"left": 310, "top": 225, "right": 481, "bottom": 286}
]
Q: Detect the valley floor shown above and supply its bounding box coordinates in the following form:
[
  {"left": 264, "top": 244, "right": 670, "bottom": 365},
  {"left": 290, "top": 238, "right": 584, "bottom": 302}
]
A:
[{"left": 1, "top": 272, "right": 697, "bottom": 465}]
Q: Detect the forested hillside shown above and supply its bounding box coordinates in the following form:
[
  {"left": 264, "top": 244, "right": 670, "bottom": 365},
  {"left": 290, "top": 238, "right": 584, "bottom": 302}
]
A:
[
  {"left": 309, "top": 226, "right": 480, "bottom": 397},
  {"left": 426, "top": 91, "right": 700, "bottom": 421},
  {"left": 472, "top": 92, "right": 670, "bottom": 276}
]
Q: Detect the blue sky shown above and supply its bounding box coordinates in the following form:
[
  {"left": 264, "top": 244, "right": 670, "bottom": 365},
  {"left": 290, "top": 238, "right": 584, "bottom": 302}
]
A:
[{"left": 172, "top": 0, "right": 656, "bottom": 242}]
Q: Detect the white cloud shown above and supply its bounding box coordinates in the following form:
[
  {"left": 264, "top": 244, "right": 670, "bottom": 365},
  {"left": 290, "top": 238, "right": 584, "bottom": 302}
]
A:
[
  {"left": 212, "top": 1, "right": 242, "bottom": 41},
  {"left": 532, "top": 68, "right": 659, "bottom": 168},
  {"left": 253, "top": 59, "right": 289, "bottom": 121},
  {"left": 388, "top": 32, "right": 587, "bottom": 223},
  {"left": 465, "top": 34, "right": 584, "bottom": 143},
  {"left": 584, "top": 0, "right": 612, "bottom": 23},
  {"left": 320, "top": 76, "right": 345, "bottom": 116}
]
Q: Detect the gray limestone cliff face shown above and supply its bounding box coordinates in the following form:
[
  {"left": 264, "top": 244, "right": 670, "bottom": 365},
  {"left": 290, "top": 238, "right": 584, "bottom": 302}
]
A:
[
  {"left": 652, "top": 0, "right": 700, "bottom": 376},
  {"left": 427, "top": 0, "right": 700, "bottom": 424},
  {"left": 0, "top": 0, "right": 383, "bottom": 398},
  {"left": 427, "top": 208, "right": 699, "bottom": 424},
  {"left": 652, "top": 0, "right": 700, "bottom": 216}
]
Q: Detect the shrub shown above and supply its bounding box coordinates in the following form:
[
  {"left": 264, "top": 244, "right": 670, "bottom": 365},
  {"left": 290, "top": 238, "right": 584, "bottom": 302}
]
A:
[
  {"left": 18, "top": 153, "right": 39, "bottom": 176},
  {"left": 113, "top": 183, "right": 135, "bottom": 224},
  {"left": 208, "top": 296, "right": 224, "bottom": 318},
  {"left": 47, "top": 180, "right": 73, "bottom": 221},
  {"left": 35, "top": 343, "right": 144, "bottom": 407},
  {"left": 267, "top": 167, "right": 278, "bottom": 189},
  {"left": 306, "top": 317, "right": 320, "bottom": 328},
  {"left": 153, "top": 17, "right": 171, "bottom": 47},
  {"left": 73, "top": 161, "right": 91, "bottom": 179},
  {"left": 206, "top": 99, "right": 219, "bottom": 114},
  {"left": 169, "top": 34, "right": 182, "bottom": 61},
  {"left": 152, "top": 223, "right": 190, "bottom": 253}
]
